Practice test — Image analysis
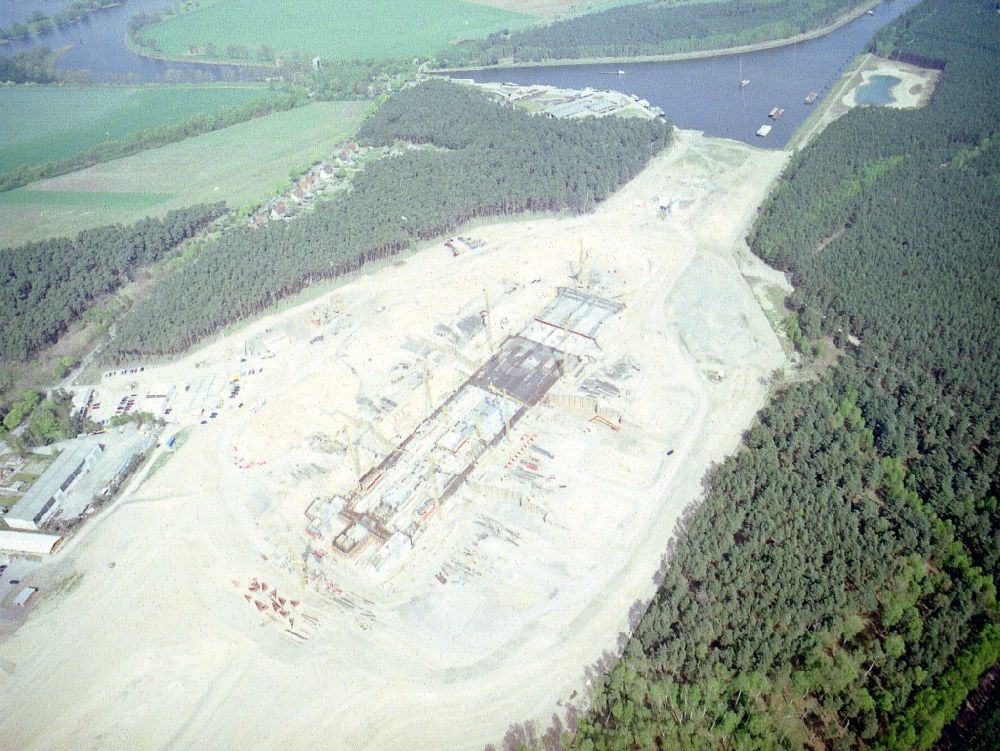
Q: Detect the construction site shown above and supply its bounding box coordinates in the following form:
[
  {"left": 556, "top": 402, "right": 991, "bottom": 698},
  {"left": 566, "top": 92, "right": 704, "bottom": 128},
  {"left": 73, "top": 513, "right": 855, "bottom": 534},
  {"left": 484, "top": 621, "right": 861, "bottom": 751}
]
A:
[
  {"left": 0, "top": 129, "right": 793, "bottom": 751},
  {"left": 300, "top": 286, "right": 624, "bottom": 586}
]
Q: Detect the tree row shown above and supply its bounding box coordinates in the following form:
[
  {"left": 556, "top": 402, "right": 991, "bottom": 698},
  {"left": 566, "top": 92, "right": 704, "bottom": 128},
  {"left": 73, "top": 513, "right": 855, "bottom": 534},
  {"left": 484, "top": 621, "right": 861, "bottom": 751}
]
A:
[{"left": 109, "top": 80, "right": 672, "bottom": 358}]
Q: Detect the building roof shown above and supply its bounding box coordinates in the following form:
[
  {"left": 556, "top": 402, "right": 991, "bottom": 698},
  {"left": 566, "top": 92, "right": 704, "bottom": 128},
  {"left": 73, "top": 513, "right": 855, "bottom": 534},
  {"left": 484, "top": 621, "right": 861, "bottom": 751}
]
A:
[
  {"left": 13, "top": 586, "right": 37, "bottom": 607},
  {"left": 9, "top": 440, "right": 102, "bottom": 525},
  {"left": 0, "top": 530, "right": 63, "bottom": 556}
]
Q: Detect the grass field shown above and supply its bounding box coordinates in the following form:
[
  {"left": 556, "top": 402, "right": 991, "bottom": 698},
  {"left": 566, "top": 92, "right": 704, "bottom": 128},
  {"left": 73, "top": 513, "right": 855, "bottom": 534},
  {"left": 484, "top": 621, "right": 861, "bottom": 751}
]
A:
[
  {"left": 0, "top": 100, "right": 370, "bottom": 248},
  {"left": 0, "top": 85, "right": 276, "bottom": 175},
  {"left": 142, "top": 0, "right": 535, "bottom": 61}
]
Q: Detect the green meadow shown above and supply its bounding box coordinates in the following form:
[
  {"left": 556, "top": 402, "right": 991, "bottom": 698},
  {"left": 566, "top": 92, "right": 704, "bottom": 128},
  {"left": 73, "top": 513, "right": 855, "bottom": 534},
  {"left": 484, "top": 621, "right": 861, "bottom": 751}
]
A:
[
  {"left": 142, "top": 0, "right": 535, "bottom": 61},
  {"left": 0, "top": 84, "right": 276, "bottom": 174},
  {"left": 0, "top": 100, "right": 369, "bottom": 248}
]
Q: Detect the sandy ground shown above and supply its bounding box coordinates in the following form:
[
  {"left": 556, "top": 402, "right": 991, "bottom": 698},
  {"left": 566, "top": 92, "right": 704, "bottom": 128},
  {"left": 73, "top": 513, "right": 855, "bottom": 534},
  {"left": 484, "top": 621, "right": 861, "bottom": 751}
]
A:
[
  {"left": 842, "top": 56, "right": 940, "bottom": 109},
  {"left": 793, "top": 54, "right": 940, "bottom": 150},
  {"left": 0, "top": 130, "right": 790, "bottom": 751}
]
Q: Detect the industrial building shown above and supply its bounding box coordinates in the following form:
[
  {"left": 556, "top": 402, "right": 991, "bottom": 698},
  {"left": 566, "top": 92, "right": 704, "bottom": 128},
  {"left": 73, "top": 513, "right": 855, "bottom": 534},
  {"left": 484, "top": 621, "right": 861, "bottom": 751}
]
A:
[
  {"left": 5, "top": 440, "right": 103, "bottom": 531},
  {"left": 0, "top": 530, "right": 63, "bottom": 556}
]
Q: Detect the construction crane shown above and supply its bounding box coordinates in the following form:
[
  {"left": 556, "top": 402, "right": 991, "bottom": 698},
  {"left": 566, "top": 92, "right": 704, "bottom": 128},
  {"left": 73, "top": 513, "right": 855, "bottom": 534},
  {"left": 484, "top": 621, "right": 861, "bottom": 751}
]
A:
[{"left": 483, "top": 287, "right": 496, "bottom": 353}]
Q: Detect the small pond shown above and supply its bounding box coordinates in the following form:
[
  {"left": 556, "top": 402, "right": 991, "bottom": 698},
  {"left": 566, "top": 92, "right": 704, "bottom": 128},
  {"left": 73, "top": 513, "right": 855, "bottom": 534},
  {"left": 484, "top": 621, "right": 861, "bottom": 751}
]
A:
[{"left": 855, "top": 74, "right": 900, "bottom": 105}]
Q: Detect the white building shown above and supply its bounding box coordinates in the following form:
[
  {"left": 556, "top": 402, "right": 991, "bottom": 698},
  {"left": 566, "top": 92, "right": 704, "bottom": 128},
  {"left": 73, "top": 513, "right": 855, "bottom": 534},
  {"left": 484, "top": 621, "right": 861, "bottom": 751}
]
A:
[{"left": 0, "top": 530, "right": 63, "bottom": 556}]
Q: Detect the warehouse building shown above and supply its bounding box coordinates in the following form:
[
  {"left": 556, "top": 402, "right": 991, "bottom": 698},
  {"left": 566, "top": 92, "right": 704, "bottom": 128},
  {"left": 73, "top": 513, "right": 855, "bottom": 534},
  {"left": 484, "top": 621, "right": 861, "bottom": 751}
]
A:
[
  {"left": 0, "top": 530, "right": 63, "bottom": 556},
  {"left": 5, "top": 440, "right": 103, "bottom": 531}
]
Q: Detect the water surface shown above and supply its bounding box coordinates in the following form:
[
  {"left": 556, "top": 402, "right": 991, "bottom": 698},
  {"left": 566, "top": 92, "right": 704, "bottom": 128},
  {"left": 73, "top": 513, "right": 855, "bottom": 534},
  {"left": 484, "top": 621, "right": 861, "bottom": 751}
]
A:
[
  {"left": 2, "top": 0, "right": 252, "bottom": 82},
  {"left": 463, "top": 0, "right": 922, "bottom": 147},
  {"left": 855, "top": 74, "right": 900, "bottom": 105}
]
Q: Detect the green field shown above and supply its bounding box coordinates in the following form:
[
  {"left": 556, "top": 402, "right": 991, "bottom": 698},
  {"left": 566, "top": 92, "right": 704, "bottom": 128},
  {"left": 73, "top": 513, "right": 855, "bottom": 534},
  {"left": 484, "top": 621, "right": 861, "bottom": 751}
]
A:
[
  {"left": 0, "top": 84, "right": 276, "bottom": 174},
  {"left": 0, "top": 100, "right": 369, "bottom": 248},
  {"left": 142, "top": 0, "right": 535, "bottom": 61}
]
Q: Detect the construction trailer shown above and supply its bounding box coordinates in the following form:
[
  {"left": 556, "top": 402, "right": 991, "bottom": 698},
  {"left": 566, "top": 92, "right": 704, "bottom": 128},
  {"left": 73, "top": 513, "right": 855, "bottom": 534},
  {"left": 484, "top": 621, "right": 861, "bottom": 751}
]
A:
[{"left": 13, "top": 586, "right": 38, "bottom": 607}]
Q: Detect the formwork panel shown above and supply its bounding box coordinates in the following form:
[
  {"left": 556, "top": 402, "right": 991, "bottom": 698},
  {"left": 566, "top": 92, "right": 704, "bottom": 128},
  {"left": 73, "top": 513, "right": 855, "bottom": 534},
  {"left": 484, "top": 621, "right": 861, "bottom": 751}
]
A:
[{"left": 468, "top": 336, "right": 565, "bottom": 406}]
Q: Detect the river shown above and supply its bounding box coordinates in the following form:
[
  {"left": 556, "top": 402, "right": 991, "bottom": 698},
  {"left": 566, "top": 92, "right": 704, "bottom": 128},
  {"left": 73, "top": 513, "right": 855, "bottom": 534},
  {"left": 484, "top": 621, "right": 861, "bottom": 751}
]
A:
[
  {"left": 2, "top": 0, "right": 919, "bottom": 103},
  {"left": 462, "top": 0, "right": 922, "bottom": 148},
  {"left": 1, "top": 0, "right": 251, "bottom": 82}
]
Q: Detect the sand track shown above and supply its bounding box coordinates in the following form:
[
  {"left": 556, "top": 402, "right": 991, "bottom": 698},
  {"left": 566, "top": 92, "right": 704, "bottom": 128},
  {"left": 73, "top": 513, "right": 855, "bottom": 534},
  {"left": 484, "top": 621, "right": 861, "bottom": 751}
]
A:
[{"left": 0, "top": 130, "right": 790, "bottom": 750}]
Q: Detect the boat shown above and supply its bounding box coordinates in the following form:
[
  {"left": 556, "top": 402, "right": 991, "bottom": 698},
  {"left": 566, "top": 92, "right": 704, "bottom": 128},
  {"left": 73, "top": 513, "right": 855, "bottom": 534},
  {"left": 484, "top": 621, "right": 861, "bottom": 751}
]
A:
[
  {"left": 804, "top": 91, "right": 818, "bottom": 104},
  {"left": 756, "top": 125, "right": 772, "bottom": 137},
  {"left": 768, "top": 107, "right": 785, "bottom": 119},
  {"left": 617, "top": 69, "right": 625, "bottom": 76},
  {"left": 739, "top": 78, "right": 750, "bottom": 88}
]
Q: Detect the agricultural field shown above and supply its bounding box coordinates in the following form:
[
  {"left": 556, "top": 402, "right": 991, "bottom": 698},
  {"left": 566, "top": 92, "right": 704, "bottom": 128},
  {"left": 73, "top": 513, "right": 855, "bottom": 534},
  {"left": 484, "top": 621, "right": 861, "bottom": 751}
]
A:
[
  {"left": 0, "top": 84, "right": 277, "bottom": 175},
  {"left": 0, "top": 100, "right": 370, "bottom": 248},
  {"left": 467, "top": 0, "right": 658, "bottom": 18},
  {"left": 141, "top": 0, "right": 535, "bottom": 61}
]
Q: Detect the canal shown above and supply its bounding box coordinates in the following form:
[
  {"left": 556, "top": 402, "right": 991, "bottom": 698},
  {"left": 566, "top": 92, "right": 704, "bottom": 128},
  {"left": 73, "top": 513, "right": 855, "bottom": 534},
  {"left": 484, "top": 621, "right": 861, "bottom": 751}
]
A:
[{"left": 461, "top": 0, "right": 922, "bottom": 147}]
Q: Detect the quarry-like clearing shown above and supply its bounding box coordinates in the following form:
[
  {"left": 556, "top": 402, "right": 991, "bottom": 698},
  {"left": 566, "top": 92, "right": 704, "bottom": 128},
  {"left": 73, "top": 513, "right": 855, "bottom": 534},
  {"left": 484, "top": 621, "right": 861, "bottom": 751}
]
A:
[
  {"left": 0, "top": 130, "right": 790, "bottom": 750},
  {"left": 842, "top": 56, "right": 941, "bottom": 109},
  {"left": 792, "top": 54, "right": 940, "bottom": 150}
]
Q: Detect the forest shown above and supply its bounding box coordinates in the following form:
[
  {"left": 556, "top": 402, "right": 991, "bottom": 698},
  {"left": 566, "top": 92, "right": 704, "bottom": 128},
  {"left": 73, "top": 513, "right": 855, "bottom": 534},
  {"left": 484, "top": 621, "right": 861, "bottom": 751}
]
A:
[
  {"left": 557, "top": 1, "right": 1000, "bottom": 750},
  {"left": 0, "top": 48, "right": 55, "bottom": 83},
  {"left": 109, "top": 80, "right": 671, "bottom": 358},
  {"left": 433, "top": 0, "right": 866, "bottom": 67},
  {"left": 0, "top": 203, "right": 226, "bottom": 361}
]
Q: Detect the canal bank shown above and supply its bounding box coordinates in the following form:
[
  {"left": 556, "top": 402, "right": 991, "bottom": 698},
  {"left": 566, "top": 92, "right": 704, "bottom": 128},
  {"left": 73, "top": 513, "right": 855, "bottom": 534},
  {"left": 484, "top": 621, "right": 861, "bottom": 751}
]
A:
[{"left": 458, "top": 0, "right": 922, "bottom": 148}]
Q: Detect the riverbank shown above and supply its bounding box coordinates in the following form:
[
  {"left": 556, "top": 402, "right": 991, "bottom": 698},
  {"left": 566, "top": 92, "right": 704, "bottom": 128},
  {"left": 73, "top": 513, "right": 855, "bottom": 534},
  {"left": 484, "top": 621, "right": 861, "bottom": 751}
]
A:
[
  {"left": 124, "top": 32, "right": 273, "bottom": 71},
  {"left": 433, "top": 0, "right": 881, "bottom": 72},
  {"left": 127, "top": 0, "right": 879, "bottom": 74},
  {"left": 843, "top": 55, "right": 940, "bottom": 108},
  {"left": 0, "top": 2, "right": 125, "bottom": 47},
  {"left": 787, "top": 52, "right": 940, "bottom": 151},
  {"left": 785, "top": 52, "right": 871, "bottom": 151}
]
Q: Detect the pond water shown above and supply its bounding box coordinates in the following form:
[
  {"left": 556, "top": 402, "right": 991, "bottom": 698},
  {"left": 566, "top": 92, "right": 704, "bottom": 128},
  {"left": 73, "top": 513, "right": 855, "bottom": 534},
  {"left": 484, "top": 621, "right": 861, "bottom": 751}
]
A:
[
  {"left": 855, "top": 73, "right": 900, "bottom": 105},
  {"left": 462, "top": 0, "right": 923, "bottom": 148}
]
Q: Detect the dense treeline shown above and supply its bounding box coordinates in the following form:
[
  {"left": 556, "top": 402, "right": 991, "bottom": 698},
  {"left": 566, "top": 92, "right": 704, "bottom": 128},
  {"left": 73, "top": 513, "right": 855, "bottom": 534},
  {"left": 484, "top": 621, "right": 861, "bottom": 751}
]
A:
[
  {"left": 434, "top": 0, "right": 866, "bottom": 67},
  {"left": 751, "top": 0, "right": 1000, "bottom": 575},
  {"left": 0, "top": 92, "right": 304, "bottom": 193},
  {"left": 563, "top": 1, "right": 1000, "bottom": 750},
  {"left": 110, "top": 80, "right": 671, "bottom": 357},
  {"left": 0, "top": 203, "right": 226, "bottom": 361},
  {"left": 280, "top": 56, "right": 416, "bottom": 101},
  {"left": 0, "top": 47, "right": 55, "bottom": 83},
  {"left": 932, "top": 665, "right": 1000, "bottom": 751}
]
